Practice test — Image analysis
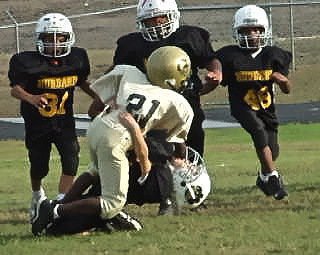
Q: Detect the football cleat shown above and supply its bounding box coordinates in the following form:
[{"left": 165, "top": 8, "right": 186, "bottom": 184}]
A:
[
  {"left": 102, "top": 211, "right": 143, "bottom": 232},
  {"left": 31, "top": 198, "right": 54, "bottom": 236},
  {"left": 256, "top": 172, "right": 288, "bottom": 200},
  {"left": 29, "top": 187, "right": 46, "bottom": 223}
]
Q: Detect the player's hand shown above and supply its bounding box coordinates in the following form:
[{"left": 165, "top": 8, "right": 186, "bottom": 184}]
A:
[
  {"left": 31, "top": 94, "right": 48, "bottom": 109},
  {"left": 205, "top": 70, "right": 222, "bottom": 85},
  {"left": 88, "top": 96, "right": 105, "bottom": 119},
  {"left": 270, "top": 72, "right": 291, "bottom": 94},
  {"left": 137, "top": 160, "right": 152, "bottom": 185},
  {"left": 200, "top": 71, "right": 222, "bottom": 95},
  {"left": 105, "top": 95, "right": 118, "bottom": 111},
  {"left": 137, "top": 173, "right": 149, "bottom": 185},
  {"left": 270, "top": 72, "right": 286, "bottom": 84}
]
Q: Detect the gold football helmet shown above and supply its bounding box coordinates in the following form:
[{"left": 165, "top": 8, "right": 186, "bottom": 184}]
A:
[{"left": 146, "top": 46, "right": 191, "bottom": 92}]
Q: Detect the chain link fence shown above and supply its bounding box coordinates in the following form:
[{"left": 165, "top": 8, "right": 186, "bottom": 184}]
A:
[
  {"left": 1, "top": 1, "right": 320, "bottom": 66},
  {"left": 0, "top": 1, "right": 319, "bottom": 110}
]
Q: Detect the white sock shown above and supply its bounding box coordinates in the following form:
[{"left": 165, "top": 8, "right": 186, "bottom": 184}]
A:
[{"left": 260, "top": 170, "right": 279, "bottom": 182}]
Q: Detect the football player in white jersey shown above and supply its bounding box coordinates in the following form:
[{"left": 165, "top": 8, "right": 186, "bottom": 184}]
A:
[{"left": 31, "top": 46, "right": 194, "bottom": 236}]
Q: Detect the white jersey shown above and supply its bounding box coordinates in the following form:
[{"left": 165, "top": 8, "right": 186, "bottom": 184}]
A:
[{"left": 90, "top": 65, "right": 194, "bottom": 143}]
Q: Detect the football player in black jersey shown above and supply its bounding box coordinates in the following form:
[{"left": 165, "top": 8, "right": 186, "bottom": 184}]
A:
[
  {"left": 216, "top": 5, "right": 292, "bottom": 200},
  {"left": 88, "top": 0, "right": 221, "bottom": 214},
  {"left": 8, "top": 13, "right": 97, "bottom": 222}
]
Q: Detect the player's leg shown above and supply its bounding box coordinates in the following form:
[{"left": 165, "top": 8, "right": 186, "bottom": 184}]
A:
[
  {"left": 31, "top": 196, "right": 101, "bottom": 236},
  {"left": 156, "top": 164, "right": 174, "bottom": 215},
  {"left": 233, "top": 110, "right": 287, "bottom": 199},
  {"left": 126, "top": 160, "right": 173, "bottom": 215},
  {"left": 258, "top": 129, "right": 288, "bottom": 200},
  {"left": 54, "top": 128, "right": 80, "bottom": 200},
  {"left": 88, "top": 117, "right": 143, "bottom": 229},
  {"left": 26, "top": 134, "right": 51, "bottom": 223},
  {"left": 233, "top": 110, "right": 275, "bottom": 172}
]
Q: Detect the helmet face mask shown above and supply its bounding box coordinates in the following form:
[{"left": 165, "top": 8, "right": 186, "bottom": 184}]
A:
[
  {"left": 146, "top": 46, "right": 191, "bottom": 93},
  {"left": 170, "top": 147, "right": 212, "bottom": 210},
  {"left": 136, "top": 0, "right": 180, "bottom": 41},
  {"left": 232, "top": 5, "right": 271, "bottom": 49},
  {"left": 35, "top": 13, "right": 75, "bottom": 58}
]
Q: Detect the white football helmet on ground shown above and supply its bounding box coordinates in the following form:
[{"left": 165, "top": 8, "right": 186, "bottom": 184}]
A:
[
  {"left": 35, "top": 13, "right": 75, "bottom": 57},
  {"left": 232, "top": 5, "right": 271, "bottom": 49},
  {"left": 146, "top": 46, "right": 191, "bottom": 93},
  {"left": 136, "top": 0, "right": 180, "bottom": 41},
  {"left": 169, "top": 147, "right": 211, "bottom": 211}
]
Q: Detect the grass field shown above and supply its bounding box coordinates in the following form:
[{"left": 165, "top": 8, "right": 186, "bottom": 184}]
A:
[{"left": 0, "top": 123, "right": 319, "bottom": 255}]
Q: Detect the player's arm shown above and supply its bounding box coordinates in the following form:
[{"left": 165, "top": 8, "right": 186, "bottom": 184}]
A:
[
  {"left": 119, "top": 111, "right": 152, "bottom": 177},
  {"left": 270, "top": 72, "right": 292, "bottom": 94},
  {"left": 88, "top": 96, "right": 105, "bottom": 119},
  {"left": 200, "top": 58, "right": 222, "bottom": 95},
  {"left": 79, "top": 80, "right": 98, "bottom": 99},
  {"left": 88, "top": 95, "right": 118, "bottom": 119},
  {"left": 10, "top": 84, "right": 48, "bottom": 109}
]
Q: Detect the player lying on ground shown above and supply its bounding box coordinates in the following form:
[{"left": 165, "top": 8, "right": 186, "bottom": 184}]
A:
[{"left": 45, "top": 117, "right": 211, "bottom": 235}]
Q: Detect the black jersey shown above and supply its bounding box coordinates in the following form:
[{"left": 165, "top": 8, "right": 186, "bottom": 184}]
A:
[
  {"left": 216, "top": 45, "right": 291, "bottom": 116},
  {"left": 8, "top": 47, "right": 90, "bottom": 134},
  {"left": 113, "top": 25, "right": 216, "bottom": 104}
]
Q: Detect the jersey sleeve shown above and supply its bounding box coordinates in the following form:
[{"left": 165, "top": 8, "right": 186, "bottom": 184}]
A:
[
  {"left": 113, "top": 33, "right": 144, "bottom": 67},
  {"left": 8, "top": 53, "right": 28, "bottom": 88},
  {"left": 166, "top": 96, "right": 194, "bottom": 143},
  {"left": 215, "top": 46, "right": 234, "bottom": 87},
  {"left": 90, "top": 65, "right": 148, "bottom": 103},
  {"left": 174, "top": 26, "right": 216, "bottom": 69},
  {"left": 74, "top": 48, "right": 90, "bottom": 85},
  {"left": 90, "top": 67, "right": 122, "bottom": 103},
  {"left": 269, "top": 47, "right": 292, "bottom": 76}
]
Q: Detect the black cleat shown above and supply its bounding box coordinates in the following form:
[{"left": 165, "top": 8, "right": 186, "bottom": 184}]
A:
[
  {"left": 103, "top": 211, "right": 143, "bottom": 232},
  {"left": 31, "top": 198, "right": 54, "bottom": 236},
  {"left": 269, "top": 175, "right": 288, "bottom": 200},
  {"left": 256, "top": 174, "right": 273, "bottom": 196},
  {"left": 256, "top": 172, "right": 288, "bottom": 200}
]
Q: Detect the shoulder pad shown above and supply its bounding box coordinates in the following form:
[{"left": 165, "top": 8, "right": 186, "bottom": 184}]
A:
[
  {"left": 117, "top": 32, "right": 143, "bottom": 45},
  {"left": 10, "top": 51, "right": 42, "bottom": 69}
]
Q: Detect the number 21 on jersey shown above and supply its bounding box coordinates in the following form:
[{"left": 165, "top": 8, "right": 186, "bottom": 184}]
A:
[{"left": 126, "top": 93, "right": 160, "bottom": 129}]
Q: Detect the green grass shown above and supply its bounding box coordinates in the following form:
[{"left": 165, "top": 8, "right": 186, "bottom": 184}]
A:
[{"left": 1, "top": 123, "right": 320, "bottom": 255}]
